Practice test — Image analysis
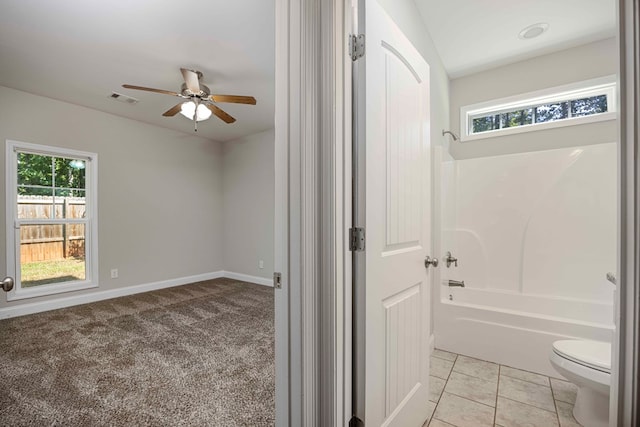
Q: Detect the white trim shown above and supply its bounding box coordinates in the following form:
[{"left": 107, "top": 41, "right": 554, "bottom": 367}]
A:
[
  {"left": 0, "top": 271, "right": 224, "bottom": 320},
  {"left": 5, "top": 139, "right": 99, "bottom": 302},
  {"left": 611, "top": 0, "right": 639, "bottom": 424},
  {"left": 318, "top": 0, "right": 352, "bottom": 425},
  {"left": 460, "top": 75, "right": 618, "bottom": 142},
  {"left": 429, "top": 334, "right": 435, "bottom": 356},
  {"left": 274, "top": 0, "right": 294, "bottom": 425},
  {"left": 275, "top": 0, "right": 348, "bottom": 424},
  {"left": 223, "top": 271, "right": 273, "bottom": 287}
]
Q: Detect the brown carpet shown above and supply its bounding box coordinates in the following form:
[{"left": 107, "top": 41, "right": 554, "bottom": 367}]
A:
[{"left": 0, "top": 278, "right": 274, "bottom": 426}]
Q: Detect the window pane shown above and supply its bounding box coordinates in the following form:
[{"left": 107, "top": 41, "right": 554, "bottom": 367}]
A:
[
  {"left": 535, "top": 102, "right": 569, "bottom": 123},
  {"left": 500, "top": 109, "right": 533, "bottom": 128},
  {"left": 571, "top": 94, "right": 608, "bottom": 117},
  {"left": 17, "top": 186, "right": 53, "bottom": 196},
  {"left": 54, "top": 157, "right": 86, "bottom": 190},
  {"left": 17, "top": 195, "right": 54, "bottom": 219},
  {"left": 54, "top": 190, "right": 86, "bottom": 219},
  {"left": 17, "top": 153, "right": 53, "bottom": 187},
  {"left": 20, "top": 223, "right": 86, "bottom": 287},
  {"left": 472, "top": 114, "right": 500, "bottom": 133}
]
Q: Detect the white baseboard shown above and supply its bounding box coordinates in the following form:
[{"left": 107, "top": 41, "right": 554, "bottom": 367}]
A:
[
  {"left": 223, "top": 271, "right": 273, "bottom": 287},
  {"left": 0, "top": 270, "right": 271, "bottom": 320}
]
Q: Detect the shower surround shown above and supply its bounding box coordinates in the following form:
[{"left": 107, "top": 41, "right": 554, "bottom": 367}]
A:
[{"left": 436, "top": 142, "right": 616, "bottom": 376}]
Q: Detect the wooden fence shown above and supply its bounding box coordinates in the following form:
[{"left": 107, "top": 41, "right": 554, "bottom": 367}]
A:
[{"left": 18, "top": 197, "right": 86, "bottom": 263}]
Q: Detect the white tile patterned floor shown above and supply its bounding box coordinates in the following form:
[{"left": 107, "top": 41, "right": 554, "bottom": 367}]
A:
[{"left": 423, "top": 349, "right": 582, "bottom": 427}]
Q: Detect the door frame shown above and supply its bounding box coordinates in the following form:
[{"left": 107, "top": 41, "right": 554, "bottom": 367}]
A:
[
  {"left": 274, "top": 0, "right": 353, "bottom": 425},
  {"left": 611, "top": 0, "right": 639, "bottom": 425}
]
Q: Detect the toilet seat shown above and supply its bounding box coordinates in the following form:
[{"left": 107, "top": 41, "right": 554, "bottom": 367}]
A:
[{"left": 552, "top": 340, "right": 611, "bottom": 373}]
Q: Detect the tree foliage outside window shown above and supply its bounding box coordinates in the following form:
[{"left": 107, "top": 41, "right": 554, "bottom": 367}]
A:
[
  {"left": 470, "top": 94, "right": 609, "bottom": 135},
  {"left": 571, "top": 94, "right": 608, "bottom": 117},
  {"left": 17, "top": 153, "right": 86, "bottom": 197}
]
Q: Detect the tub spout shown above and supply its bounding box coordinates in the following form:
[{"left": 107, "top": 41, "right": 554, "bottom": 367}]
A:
[{"left": 448, "top": 279, "right": 465, "bottom": 287}]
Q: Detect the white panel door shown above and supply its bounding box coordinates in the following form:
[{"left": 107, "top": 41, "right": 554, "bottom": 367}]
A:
[{"left": 358, "top": 1, "right": 432, "bottom": 425}]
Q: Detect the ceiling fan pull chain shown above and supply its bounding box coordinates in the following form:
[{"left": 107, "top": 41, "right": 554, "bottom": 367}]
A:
[{"left": 193, "top": 98, "right": 199, "bottom": 131}]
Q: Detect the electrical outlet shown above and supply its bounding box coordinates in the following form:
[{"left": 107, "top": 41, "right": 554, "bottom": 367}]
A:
[
  {"left": 110, "top": 269, "right": 118, "bottom": 279},
  {"left": 259, "top": 260, "right": 264, "bottom": 269}
]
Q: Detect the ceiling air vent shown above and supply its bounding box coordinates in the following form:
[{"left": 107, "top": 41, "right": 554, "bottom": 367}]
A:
[{"left": 109, "top": 92, "right": 139, "bottom": 105}]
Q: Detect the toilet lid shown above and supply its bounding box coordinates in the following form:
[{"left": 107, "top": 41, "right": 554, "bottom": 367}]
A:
[{"left": 553, "top": 340, "right": 611, "bottom": 373}]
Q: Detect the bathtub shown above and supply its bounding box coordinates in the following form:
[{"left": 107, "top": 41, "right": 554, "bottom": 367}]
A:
[{"left": 433, "top": 286, "right": 615, "bottom": 377}]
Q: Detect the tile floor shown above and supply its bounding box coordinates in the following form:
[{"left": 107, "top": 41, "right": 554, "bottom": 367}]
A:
[{"left": 423, "top": 349, "right": 582, "bottom": 427}]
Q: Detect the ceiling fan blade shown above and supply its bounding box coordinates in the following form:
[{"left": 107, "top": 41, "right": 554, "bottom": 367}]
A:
[
  {"left": 162, "top": 103, "right": 184, "bottom": 117},
  {"left": 206, "top": 104, "right": 236, "bottom": 124},
  {"left": 180, "top": 68, "right": 201, "bottom": 94},
  {"left": 122, "top": 84, "right": 180, "bottom": 97},
  {"left": 210, "top": 95, "right": 257, "bottom": 105}
]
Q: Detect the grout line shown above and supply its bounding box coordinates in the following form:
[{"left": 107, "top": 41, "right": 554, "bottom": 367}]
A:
[
  {"left": 553, "top": 396, "right": 576, "bottom": 405},
  {"left": 450, "top": 366, "right": 499, "bottom": 383},
  {"left": 432, "top": 417, "right": 457, "bottom": 427},
  {"left": 499, "top": 372, "right": 552, "bottom": 389},
  {"left": 432, "top": 349, "right": 458, "bottom": 362},
  {"left": 552, "top": 396, "right": 562, "bottom": 426},
  {"left": 499, "top": 364, "right": 551, "bottom": 388},
  {"left": 494, "top": 365, "right": 500, "bottom": 425},
  {"left": 499, "top": 396, "right": 558, "bottom": 415},
  {"left": 442, "top": 391, "right": 497, "bottom": 410},
  {"left": 430, "top": 376, "right": 446, "bottom": 406},
  {"left": 431, "top": 416, "right": 454, "bottom": 427},
  {"left": 449, "top": 369, "right": 499, "bottom": 385}
]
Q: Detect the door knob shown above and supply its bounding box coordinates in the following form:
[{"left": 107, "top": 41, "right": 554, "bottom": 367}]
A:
[
  {"left": 424, "top": 256, "right": 439, "bottom": 269},
  {"left": 1, "top": 277, "right": 14, "bottom": 292}
]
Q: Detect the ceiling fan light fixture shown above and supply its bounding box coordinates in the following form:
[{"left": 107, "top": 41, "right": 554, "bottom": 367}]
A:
[{"left": 179, "top": 101, "right": 212, "bottom": 122}]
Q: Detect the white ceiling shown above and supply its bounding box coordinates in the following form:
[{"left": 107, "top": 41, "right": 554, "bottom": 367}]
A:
[
  {"left": 0, "top": 1, "right": 616, "bottom": 140},
  {"left": 0, "top": 0, "right": 275, "bottom": 142},
  {"left": 415, "top": 0, "right": 616, "bottom": 78}
]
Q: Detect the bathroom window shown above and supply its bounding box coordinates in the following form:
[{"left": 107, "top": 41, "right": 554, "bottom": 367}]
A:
[{"left": 460, "top": 76, "right": 617, "bottom": 142}]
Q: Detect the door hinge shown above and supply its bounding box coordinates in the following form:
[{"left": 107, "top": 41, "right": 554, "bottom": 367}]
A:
[
  {"left": 349, "top": 34, "right": 365, "bottom": 61},
  {"left": 273, "top": 272, "right": 282, "bottom": 289},
  {"left": 349, "top": 227, "right": 365, "bottom": 251}
]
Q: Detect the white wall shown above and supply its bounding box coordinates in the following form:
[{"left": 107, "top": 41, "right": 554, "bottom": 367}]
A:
[
  {"left": 450, "top": 143, "right": 616, "bottom": 303},
  {"left": 222, "top": 129, "right": 275, "bottom": 280},
  {"left": 0, "top": 86, "right": 225, "bottom": 309},
  {"left": 449, "top": 38, "right": 618, "bottom": 159}
]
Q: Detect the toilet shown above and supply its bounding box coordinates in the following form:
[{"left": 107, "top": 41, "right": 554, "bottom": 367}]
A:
[{"left": 549, "top": 340, "right": 611, "bottom": 427}]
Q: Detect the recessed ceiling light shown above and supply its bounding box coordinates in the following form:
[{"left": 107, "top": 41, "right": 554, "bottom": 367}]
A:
[{"left": 518, "top": 23, "right": 549, "bottom": 40}]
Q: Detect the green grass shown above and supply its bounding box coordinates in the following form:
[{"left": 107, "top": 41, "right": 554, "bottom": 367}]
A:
[{"left": 21, "top": 258, "right": 85, "bottom": 287}]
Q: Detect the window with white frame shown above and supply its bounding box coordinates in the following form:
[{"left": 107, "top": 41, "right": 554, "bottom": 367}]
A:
[
  {"left": 5, "top": 140, "right": 98, "bottom": 300},
  {"left": 460, "top": 76, "right": 617, "bottom": 142}
]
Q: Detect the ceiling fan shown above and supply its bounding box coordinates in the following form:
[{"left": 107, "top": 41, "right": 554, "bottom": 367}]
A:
[{"left": 122, "top": 68, "right": 256, "bottom": 132}]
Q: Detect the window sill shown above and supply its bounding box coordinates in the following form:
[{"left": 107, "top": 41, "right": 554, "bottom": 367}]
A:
[
  {"left": 460, "top": 111, "right": 617, "bottom": 143},
  {"left": 6, "top": 280, "right": 98, "bottom": 301}
]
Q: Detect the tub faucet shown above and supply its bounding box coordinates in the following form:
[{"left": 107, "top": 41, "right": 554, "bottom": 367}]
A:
[
  {"left": 448, "top": 279, "right": 465, "bottom": 287},
  {"left": 445, "top": 251, "right": 458, "bottom": 268}
]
